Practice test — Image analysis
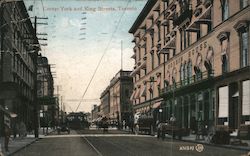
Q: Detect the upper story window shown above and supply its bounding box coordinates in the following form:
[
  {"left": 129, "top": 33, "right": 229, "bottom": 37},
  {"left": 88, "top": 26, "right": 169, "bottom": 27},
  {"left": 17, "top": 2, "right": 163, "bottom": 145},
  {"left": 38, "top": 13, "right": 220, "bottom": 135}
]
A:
[
  {"left": 157, "top": 21, "right": 161, "bottom": 42},
  {"left": 234, "top": 20, "right": 249, "bottom": 68},
  {"left": 194, "top": 53, "right": 202, "bottom": 80},
  {"left": 221, "top": 0, "right": 229, "bottom": 21},
  {"left": 204, "top": 46, "right": 214, "bottom": 75},
  {"left": 170, "top": 49, "right": 175, "bottom": 58},
  {"left": 156, "top": 73, "right": 161, "bottom": 96},
  {"left": 180, "top": 27, "right": 188, "bottom": 51},
  {"left": 172, "top": 68, "right": 177, "bottom": 87},
  {"left": 241, "top": 31, "right": 249, "bottom": 67},
  {"left": 217, "top": 31, "right": 230, "bottom": 74},
  {"left": 157, "top": 54, "right": 161, "bottom": 66},
  {"left": 240, "top": 0, "right": 248, "bottom": 9},
  {"left": 138, "top": 47, "right": 141, "bottom": 60},
  {"left": 144, "top": 44, "right": 147, "bottom": 56},
  {"left": 150, "top": 29, "right": 154, "bottom": 48},
  {"left": 164, "top": 1, "right": 169, "bottom": 10},
  {"left": 151, "top": 50, "right": 155, "bottom": 70}
]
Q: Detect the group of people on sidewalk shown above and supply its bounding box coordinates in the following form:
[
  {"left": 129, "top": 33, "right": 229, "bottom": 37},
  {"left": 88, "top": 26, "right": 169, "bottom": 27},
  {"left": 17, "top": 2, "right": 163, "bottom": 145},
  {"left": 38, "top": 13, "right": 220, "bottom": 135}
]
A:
[{"left": 1, "top": 121, "right": 27, "bottom": 155}]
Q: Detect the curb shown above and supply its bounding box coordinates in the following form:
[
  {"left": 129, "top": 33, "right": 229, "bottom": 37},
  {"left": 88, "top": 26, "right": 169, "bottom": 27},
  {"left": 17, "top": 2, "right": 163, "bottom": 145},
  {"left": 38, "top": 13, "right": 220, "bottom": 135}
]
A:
[{"left": 157, "top": 135, "right": 250, "bottom": 152}]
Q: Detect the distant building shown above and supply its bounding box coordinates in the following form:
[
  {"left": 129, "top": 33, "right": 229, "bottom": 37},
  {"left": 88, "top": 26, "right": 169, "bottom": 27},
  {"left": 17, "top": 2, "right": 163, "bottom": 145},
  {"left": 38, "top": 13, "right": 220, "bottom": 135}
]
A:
[
  {"left": 100, "top": 70, "right": 133, "bottom": 126},
  {"left": 37, "top": 56, "right": 58, "bottom": 128},
  {"left": 100, "top": 87, "right": 110, "bottom": 119},
  {"left": 0, "top": 1, "right": 39, "bottom": 132},
  {"left": 129, "top": 0, "right": 249, "bottom": 138},
  {"left": 91, "top": 104, "right": 99, "bottom": 121}
]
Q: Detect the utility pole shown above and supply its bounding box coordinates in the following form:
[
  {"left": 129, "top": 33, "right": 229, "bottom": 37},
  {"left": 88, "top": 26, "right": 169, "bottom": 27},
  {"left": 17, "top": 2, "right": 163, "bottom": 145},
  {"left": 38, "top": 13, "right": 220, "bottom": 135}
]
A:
[
  {"left": 33, "top": 16, "right": 48, "bottom": 138},
  {"left": 33, "top": 16, "right": 39, "bottom": 138},
  {"left": 0, "top": 1, "right": 5, "bottom": 138},
  {"left": 121, "top": 40, "right": 123, "bottom": 71}
]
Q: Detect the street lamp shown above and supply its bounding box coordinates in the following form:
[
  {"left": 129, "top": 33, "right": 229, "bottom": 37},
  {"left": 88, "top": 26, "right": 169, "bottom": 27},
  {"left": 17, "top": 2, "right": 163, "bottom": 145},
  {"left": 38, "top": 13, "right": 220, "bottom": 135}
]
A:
[{"left": 159, "top": 108, "right": 162, "bottom": 122}]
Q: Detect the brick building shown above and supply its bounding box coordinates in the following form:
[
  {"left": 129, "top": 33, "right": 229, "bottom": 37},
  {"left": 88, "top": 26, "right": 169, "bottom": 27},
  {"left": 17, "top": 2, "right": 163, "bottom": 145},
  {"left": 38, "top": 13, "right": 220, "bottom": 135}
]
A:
[{"left": 129, "top": 0, "right": 249, "bottom": 138}]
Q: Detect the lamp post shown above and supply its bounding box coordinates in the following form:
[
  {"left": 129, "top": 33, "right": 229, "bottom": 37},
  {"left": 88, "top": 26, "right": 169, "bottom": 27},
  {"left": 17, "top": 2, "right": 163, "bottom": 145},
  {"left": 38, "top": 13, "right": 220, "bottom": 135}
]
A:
[{"left": 159, "top": 108, "right": 162, "bottom": 122}]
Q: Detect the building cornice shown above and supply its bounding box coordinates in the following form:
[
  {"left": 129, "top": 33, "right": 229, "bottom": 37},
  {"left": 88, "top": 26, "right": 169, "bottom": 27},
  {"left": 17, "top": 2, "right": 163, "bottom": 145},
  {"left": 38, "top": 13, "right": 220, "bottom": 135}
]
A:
[{"left": 129, "top": 0, "right": 157, "bottom": 34}]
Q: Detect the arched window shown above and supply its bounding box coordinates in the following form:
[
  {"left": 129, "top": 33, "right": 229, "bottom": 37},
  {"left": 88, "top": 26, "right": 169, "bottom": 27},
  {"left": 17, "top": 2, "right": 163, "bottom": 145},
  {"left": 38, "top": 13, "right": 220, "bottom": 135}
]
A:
[{"left": 151, "top": 50, "right": 154, "bottom": 70}]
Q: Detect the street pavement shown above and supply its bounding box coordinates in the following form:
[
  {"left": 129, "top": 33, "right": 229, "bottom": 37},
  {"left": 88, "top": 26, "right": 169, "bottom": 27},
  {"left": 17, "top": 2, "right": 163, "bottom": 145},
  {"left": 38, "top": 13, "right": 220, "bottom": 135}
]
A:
[{"left": 11, "top": 129, "right": 249, "bottom": 156}]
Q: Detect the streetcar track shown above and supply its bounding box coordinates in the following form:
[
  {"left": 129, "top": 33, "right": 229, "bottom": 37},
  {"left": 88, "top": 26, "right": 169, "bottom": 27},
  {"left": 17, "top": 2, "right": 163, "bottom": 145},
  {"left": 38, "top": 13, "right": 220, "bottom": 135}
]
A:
[{"left": 82, "top": 136, "right": 103, "bottom": 156}]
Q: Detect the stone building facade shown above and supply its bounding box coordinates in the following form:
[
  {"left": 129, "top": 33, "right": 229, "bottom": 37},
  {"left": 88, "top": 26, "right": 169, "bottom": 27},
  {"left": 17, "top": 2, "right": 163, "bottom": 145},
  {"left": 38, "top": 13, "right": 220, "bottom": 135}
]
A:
[
  {"left": 99, "top": 70, "right": 133, "bottom": 126},
  {"left": 129, "top": 0, "right": 249, "bottom": 138},
  {"left": 100, "top": 87, "right": 110, "bottom": 119},
  {"left": 0, "top": 1, "right": 39, "bottom": 132}
]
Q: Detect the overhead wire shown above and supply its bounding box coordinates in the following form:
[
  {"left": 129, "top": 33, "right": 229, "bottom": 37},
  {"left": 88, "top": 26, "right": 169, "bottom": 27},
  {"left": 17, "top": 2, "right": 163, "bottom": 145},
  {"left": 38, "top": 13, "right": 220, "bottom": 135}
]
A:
[{"left": 75, "top": 0, "right": 132, "bottom": 112}]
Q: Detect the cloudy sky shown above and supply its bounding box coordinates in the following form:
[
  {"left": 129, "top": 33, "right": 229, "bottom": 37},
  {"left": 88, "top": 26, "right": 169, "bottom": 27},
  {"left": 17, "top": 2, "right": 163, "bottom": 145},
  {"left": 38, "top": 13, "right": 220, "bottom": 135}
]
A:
[{"left": 24, "top": 0, "right": 147, "bottom": 113}]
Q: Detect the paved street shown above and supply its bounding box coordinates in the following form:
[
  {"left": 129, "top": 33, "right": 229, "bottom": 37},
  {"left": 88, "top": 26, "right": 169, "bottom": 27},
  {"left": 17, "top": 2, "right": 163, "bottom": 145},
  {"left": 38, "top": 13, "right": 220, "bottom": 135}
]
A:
[
  {"left": 12, "top": 130, "right": 249, "bottom": 156},
  {"left": 12, "top": 133, "right": 97, "bottom": 156}
]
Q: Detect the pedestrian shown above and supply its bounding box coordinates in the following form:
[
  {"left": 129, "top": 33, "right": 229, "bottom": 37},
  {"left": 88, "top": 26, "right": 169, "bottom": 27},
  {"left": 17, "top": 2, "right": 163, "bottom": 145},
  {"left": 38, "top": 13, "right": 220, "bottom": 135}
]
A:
[
  {"left": 135, "top": 124, "right": 139, "bottom": 135},
  {"left": 19, "top": 121, "right": 27, "bottom": 138},
  {"left": 4, "top": 123, "right": 11, "bottom": 152},
  {"left": 122, "top": 120, "right": 126, "bottom": 130},
  {"left": 156, "top": 120, "right": 160, "bottom": 139},
  {"left": 170, "top": 114, "right": 176, "bottom": 124},
  {"left": 170, "top": 114, "right": 176, "bottom": 138},
  {"left": 102, "top": 117, "right": 108, "bottom": 134}
]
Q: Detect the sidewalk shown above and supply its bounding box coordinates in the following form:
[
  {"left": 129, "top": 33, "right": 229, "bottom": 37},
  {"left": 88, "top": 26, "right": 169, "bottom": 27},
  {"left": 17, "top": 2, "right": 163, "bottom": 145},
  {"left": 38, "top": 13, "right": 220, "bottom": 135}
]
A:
[{"left": 0, "top": 128, "right": 55, "bottom": 156}]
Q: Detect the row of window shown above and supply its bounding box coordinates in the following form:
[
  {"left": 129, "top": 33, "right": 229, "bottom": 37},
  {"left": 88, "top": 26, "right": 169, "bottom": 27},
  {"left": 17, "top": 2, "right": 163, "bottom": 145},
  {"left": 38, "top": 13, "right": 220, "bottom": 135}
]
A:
[
  {"left": 134, "top": 0, "right": 248, "bottom": 66},
  {"left": 13, "top": 74, "right": 33, "bottom": 100},
  {"left": 13, "top": 54, "right": 34, "bottom": 86}
]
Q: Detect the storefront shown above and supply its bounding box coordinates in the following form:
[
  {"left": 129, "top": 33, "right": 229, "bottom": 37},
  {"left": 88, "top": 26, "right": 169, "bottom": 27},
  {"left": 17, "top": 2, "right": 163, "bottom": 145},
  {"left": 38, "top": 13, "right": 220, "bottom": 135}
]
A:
[{"left": 160, "top": 71, "right": 215, "bottom": 135}]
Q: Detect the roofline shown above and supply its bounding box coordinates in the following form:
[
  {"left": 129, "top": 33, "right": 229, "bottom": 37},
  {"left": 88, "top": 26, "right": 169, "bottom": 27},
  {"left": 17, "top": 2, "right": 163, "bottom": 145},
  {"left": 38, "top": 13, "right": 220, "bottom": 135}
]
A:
[{"left": 128, "top": 0, "right": 157, "bottom": 34}]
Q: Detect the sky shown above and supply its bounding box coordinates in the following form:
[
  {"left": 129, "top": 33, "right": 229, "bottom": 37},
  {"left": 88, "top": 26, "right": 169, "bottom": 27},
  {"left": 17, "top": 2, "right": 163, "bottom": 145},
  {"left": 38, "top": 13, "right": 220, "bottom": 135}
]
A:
[{"left": 23, "top": 0, "right": 147, "bottom": 113}]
